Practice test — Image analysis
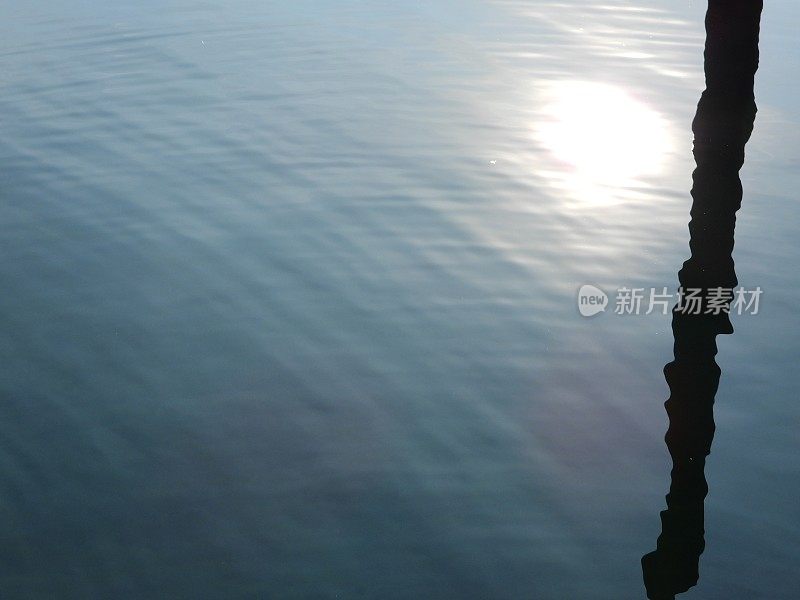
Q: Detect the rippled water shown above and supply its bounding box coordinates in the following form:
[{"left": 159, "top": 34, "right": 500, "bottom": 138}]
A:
[{"left": 1, "top": 1, "right": 799, "bottom": 598}]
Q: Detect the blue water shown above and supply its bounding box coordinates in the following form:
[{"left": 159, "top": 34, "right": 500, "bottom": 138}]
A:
[{"left": 1, "top": 1, "right": 799, "bottom": 598}]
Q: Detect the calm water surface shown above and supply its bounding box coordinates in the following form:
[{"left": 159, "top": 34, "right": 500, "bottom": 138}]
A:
[{"left": 1, "top": 1, "right": 799, "bottom": 598}]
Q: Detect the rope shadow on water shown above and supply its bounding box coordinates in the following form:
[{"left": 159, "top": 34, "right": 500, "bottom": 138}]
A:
[{"left": 641, "top": 1, "right": 763, "bottom": 598}]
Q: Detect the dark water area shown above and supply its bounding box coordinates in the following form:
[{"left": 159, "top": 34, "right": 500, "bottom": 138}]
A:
[{"left": 1, "top": 1, "right": 799, "bottom": 598}]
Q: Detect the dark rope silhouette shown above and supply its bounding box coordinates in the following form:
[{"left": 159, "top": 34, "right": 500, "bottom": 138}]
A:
[{"left": 641, "top": 1, "right": 763, "bottom": 598}]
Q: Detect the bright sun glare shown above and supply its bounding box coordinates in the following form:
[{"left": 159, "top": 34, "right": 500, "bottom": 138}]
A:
[{"left": 536, "top": 82, "right": 673, "bottom": 201}]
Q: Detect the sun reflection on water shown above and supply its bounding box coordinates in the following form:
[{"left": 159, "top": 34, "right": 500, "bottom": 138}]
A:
[{"left": 535, "top": 81, "right": 674, "bottom": 205}]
